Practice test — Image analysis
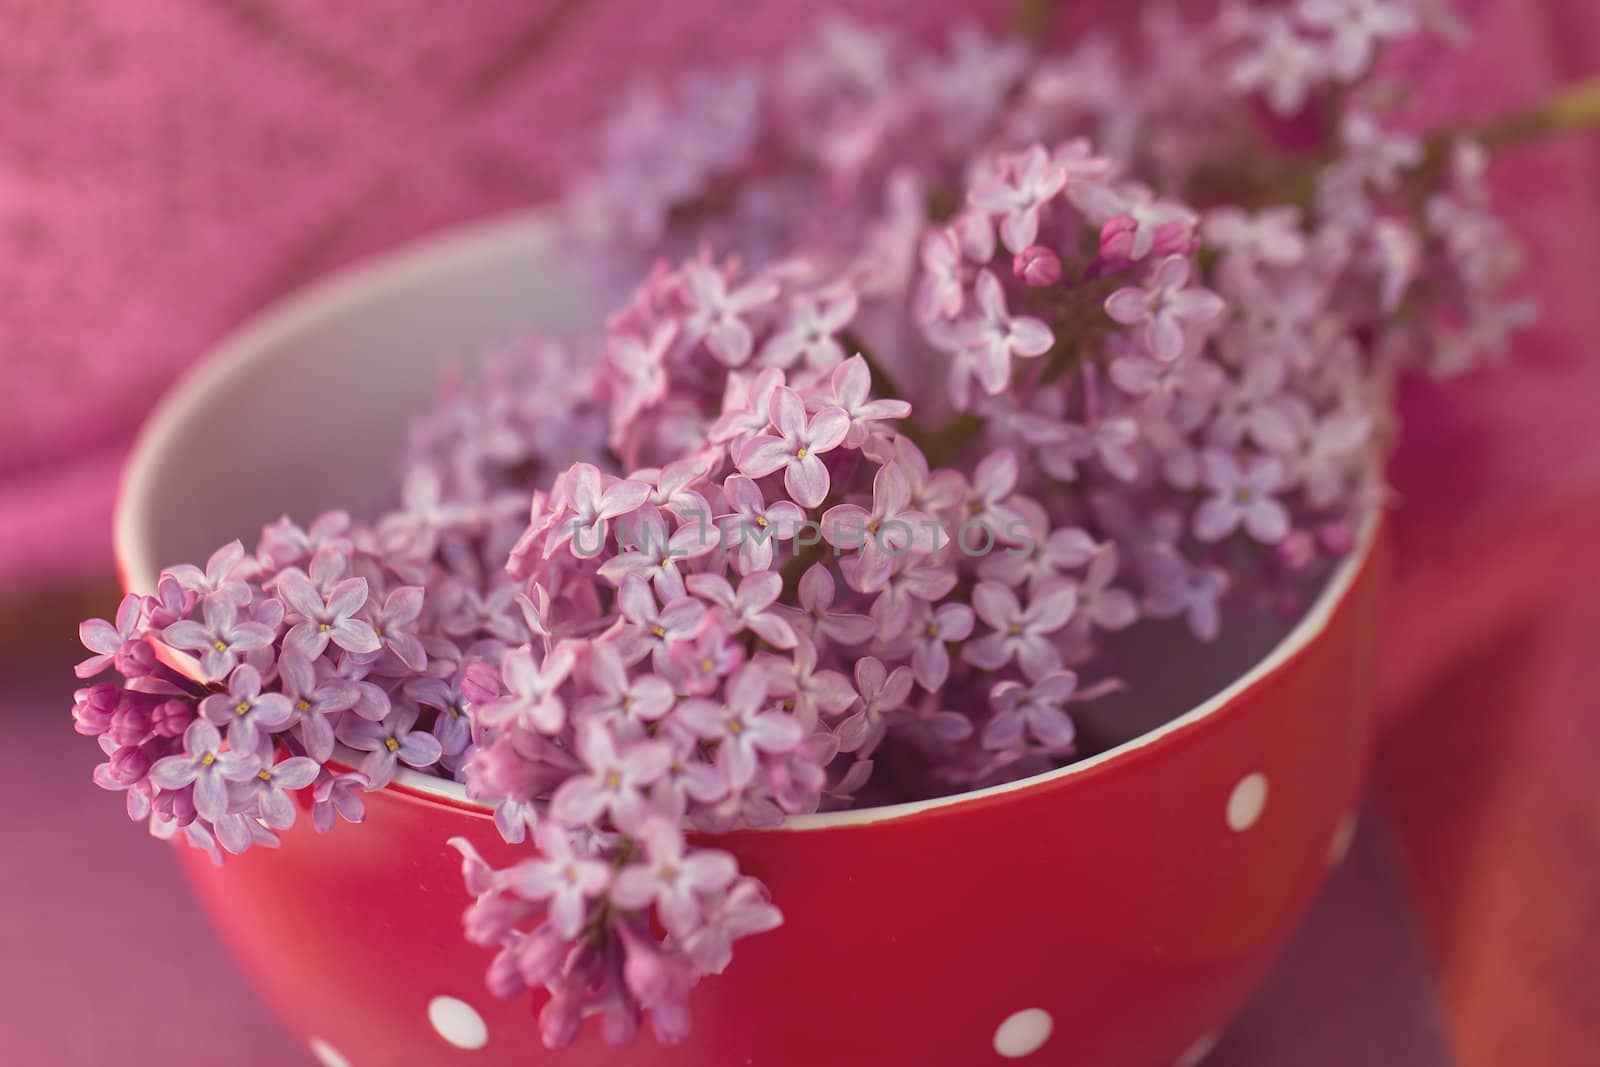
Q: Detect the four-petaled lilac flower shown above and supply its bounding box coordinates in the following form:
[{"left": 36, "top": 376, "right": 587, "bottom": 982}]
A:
[
  {"left": 200, "top": 664, "right": 295, "bottom": 751},
  {"left": 148, "top": 720, "right": 259, "bottom": 822},
  {"left": 165, "top": 540, "right": 252, "bottom": 606},
  {"left": 917, "top": 228, "right": 965, "bottom": 321},
  {"left": 1194, "top": 450, "right": 1291, "bottom": 544},
  {"left": 1069, "top": 545, "right": 1140, "bottom": 635},
  {"left": 681, "top": 261, "right": 781, "bottom": 367},
  {"left": 984, "top": 671, "right": 1080, "bottom": 750},
  {"left": 77, "top": 593, "right": 149, "bottom": 679},
  {"left": 682, "top": 877, "right": 784, "bottom": 975},
  {"left": 716, "top": 475, "right": 806, "bottom": 574},
  {"left": 823, "top": 462, "right": 938, "bottom": 593},
  {"left": 686, "top": 572, "right": 798, "bottom": 649},
  {"left": 278, "top": 571, "right": 381, "bottom": 660},
  {"left": 737, "top": 387, "right": 851, "bottom": 508},
  {"left": 1104, "top": 255, "right": 1225, "bottom": 362},
  {"left": 551, "top": 720, "right": 672, "bottom": 832},
  {"left": 336, "top": 701, "right": 443, "bottom": 789},
  {"left": 760, "top": 288, "right": 858, "bottom": 371},
  {"left": 162, "top": 596, "right": 277, "bottom": 682},
  {"left": 836, "top": 657, "right": 913, "bottom": 756},
  {"left": 612, "top": 577, "right": 707, "bottom": 670},
  {"left": 232, "top": 755, "right": 321, "bottom": 829},
  {"left": 908, "top": 602, "right": 975, "bottom": 691},
  {"left": 678, "top": 664, "right": 805, "bottom": 787},
  {"left": 1299, "top": 0, "right": 1418, "bottom": 81},
  {"left": 363, "top": 585, "right": 429, "bottom": 672},
  {"left": 598, "top": 507, "right": 719, "bottom": 601},
  {"left": 550, "top": 463, "right": 653, "bottom": 558},
  {"left": 573, "top": 642, "right": 676, "bottom": 740},
  {"left": 964, "top": 580, "right": 1079, "bottom": 679},
  {"left": 477, "top": 642, "right": 578, "bottom": 735},
  {"left": 312, "top": 771, "right": 368, "bottom": 834},
  {"left": 499, "top": 823, "right": 613, "bottom": 939},
  {"left": 826, "top": 355, "right": 911, "bottom": 448},
  {"left": 765, "top": 636, "right": 857, "bottom": 731},
  {"left": 611, "top": 817, "right": 739, "bottom": 937},
  {"left": 969, "top": 144, "right": 1067, "bottom": 253},
  {"left": 780, "top": 563, "right": 876, "bottom": 648},
  {"left": 956, "top": 270, "right": 1054, "bottom": 395}
]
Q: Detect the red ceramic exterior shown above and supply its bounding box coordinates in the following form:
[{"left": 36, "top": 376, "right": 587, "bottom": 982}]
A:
[{"left": 159, "top": 531, "right": 1386, "bottom": 1067}]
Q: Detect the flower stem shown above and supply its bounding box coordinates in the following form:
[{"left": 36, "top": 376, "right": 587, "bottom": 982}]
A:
[
  {"left": 1468, "top": 75, "right": 1600, "bottom": 150},
  {"left": 1011, "top": 0, "right": 1060, "bottom": 43}
]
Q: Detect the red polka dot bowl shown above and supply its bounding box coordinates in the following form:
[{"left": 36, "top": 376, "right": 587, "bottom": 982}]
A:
[{"left": 115, "top": 213, "right": 1387, "bottom": 1067}]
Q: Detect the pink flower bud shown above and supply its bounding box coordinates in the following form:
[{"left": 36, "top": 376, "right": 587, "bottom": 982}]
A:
[
  {"left": 151, "top": 699, "right": 193, "bottom": 739},
  {"left": 108, "top": 703, "right": 154, "bottom": 748},
  {"left": 73, "top": 683, "right": 119, "bottom": 736},
  {"left": 1013, "top": 245, "right": 1063, "bottom": 286},
  {"left": 1275, "top": 530, "right": 1317, "bottom": 571},
  {"left": 1099, "top": 215, "right": 1139, "bottom": 261}
]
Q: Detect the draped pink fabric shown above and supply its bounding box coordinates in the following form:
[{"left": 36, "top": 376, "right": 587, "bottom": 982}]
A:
[{"left": 1, "top": 3, "right": 1596, "bottom": 1064}]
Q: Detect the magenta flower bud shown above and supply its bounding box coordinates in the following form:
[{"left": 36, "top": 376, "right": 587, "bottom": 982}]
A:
[
  {"left": 1099, "top": 215, "right": 1139, "bottom": 261},
  {"left": 113, "top": 639, "right": 158, "bottom": 679},
  {"left": 618, "top": 921, "right": 691, "bottom": 1006},
  {"left": 151, "top": 699, "right": 194, "bottom": 739},
  {"left": 108, "top": 703, "right": 154, "bottom": 748},
  {"left": 1275, "top": 530, "right": 1317, "bottom": 571},
  {"left": 460, "top": 659, "right": 503, "bottom": 706},
  {"left": 1013, "top": 245, "right": 1063, "bottom": 286},
  {"left": 108, "top": 744, "right": 153, "bottom": 786},
  {"left": 72, "top": 683, "right": 119, "bottom": 736},
  {"left": 1318, "top": 520, "right": 1356, "bottom": 556},
  {"left": 485, "top": 945, "right": 529, "bottom": 999},
  {"left": 515, "top": 923, "right": 572, "bottom": 988},
  {"left": 539, "top": 982, "right": 584, "bottom": 1049},
  {"left": 1148, "top": 219, "right": 1199, "bottom": 259}
]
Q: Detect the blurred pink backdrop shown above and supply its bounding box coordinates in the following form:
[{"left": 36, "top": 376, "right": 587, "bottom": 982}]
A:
[{"left": 2, "top": 2, "right": 1598, "bottom": 1065}]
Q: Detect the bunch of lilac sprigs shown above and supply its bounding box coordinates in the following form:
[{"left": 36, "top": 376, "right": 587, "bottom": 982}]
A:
[{"left": 75, "top": 4, "right": 1529, "bottom": 1050}]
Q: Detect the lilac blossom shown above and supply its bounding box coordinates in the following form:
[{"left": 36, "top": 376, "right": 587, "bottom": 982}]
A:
[
  {"left": 964, "top": 581, "right": 1079, "bottom": 679},
  {"left": 199, "top": 665, "right": 294, "bottom": 752},
  {"left": 337, "top": 701, "right": 444, "bottom": 789},
  {"left": 1194, "top": 451, "right": 1292, "bottom": 544},
  {"left": 278, "top": 571, "right": 381, "bottom": 660},
  {"left": 148, "top": 720, "right": 259, "bottom": 822},
  {"left": 736, "top": 387, "right": 851, "bottom": 508},
  {"left": 611, "top": 818, "right": 739, "bottom": 937},
  {"left": 1104, "top": 256, "right": 1226, "bottom": 362},
  {"left": 161, "top": 596, "right": 276, "bottom": 682}
]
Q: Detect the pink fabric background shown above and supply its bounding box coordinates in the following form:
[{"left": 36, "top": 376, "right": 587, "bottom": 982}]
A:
[{"left": 2, "top": 2, "right": 1597, "bottom": 1064}]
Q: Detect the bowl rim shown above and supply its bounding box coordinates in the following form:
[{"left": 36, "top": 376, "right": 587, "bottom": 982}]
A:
[{"left": 114, "top": 208, "right": 1383, "bottom": 835}]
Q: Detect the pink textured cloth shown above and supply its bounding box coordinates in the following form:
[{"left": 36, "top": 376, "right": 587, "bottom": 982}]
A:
[{"left": 2, "top": 3, "right": 1598, "bottom": 1064}]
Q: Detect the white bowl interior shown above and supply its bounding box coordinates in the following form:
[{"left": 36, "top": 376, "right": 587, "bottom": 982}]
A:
[
  {"left": 116, "top": 211, "right": 600, "bottom": 578},
  {"left": 115, "top": 211, "right": 1375, "bottom": 829}
]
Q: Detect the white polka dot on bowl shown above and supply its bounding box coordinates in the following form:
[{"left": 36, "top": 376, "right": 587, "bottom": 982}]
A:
[
  {"left": 308, "top": 1037, "right": 352, "bottom": 1067},
  {"left": 1329, "top": 812, "right": 1357, "bottom": 867},
  {"left": 1175, "top": 1032, "right": 1221, "bottom": 1067},
  {"left": 993, "top": 1008, "right": 1054, "bottom": 1058},
  {"left": 428, "top": 995, "right": 489, "bottom": 1050},
  {"left": 1226, "top": 773, "right": 1269, "bottom": 832}
]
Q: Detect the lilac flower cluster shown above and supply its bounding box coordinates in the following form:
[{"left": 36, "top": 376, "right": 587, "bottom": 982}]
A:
[{"left": 75, "top": 1, "right": 1539, "bottom": 1052}]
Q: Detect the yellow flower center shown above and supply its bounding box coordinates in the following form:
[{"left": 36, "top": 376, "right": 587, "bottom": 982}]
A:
[
  {"left": 318, "top": 623, "right": 333, "bottom": 633},
  {"left": 795, "top": 446, "right": 808, "bottom": 459},
  {"left": 212, "top": 639, "right": 228, "bottom": 652},
  {"left": 384, "top": 737, "right": 400, "bottom": 753},
  {"left": 296, "top": 699, "right": 312, "bottom": 712},
  {"left": 605, "top": 771, "right": 622, "bottom": 791},
  {"left": 235, "top": 701, "right": 251, "bottom": 716},
  {"left": 200, "top": 752, "right": 216, "bottom": 766}
]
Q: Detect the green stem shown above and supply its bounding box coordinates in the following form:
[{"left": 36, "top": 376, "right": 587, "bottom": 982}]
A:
[
  {"left": 1466, "top": 74, "right": 1600, "bottom": 150},
  {"left": 1010, "top": 0, "right": 1060, "bottom": 43}
]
